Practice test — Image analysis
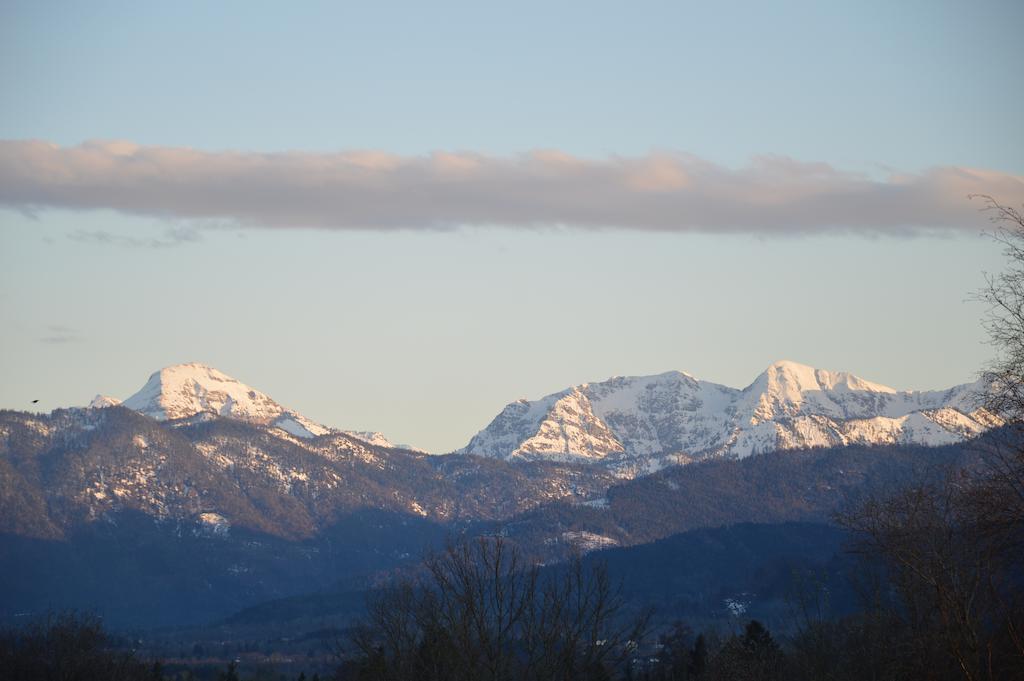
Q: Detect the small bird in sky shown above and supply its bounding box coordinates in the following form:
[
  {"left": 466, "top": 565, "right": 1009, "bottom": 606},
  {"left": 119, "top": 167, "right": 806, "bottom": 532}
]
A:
[{"left": 31, "top": 399, "right": 39, "bottom": 404}]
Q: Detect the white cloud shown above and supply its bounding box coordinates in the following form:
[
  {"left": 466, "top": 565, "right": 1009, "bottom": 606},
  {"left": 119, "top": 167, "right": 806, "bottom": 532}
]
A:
[{"left": 1, "top": 140, "right": 1021, "bottom": 234}]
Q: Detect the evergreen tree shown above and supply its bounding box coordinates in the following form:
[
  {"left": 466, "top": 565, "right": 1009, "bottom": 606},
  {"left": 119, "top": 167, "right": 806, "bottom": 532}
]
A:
[
  {"left": 689, "top": 634, "right": 707, "bottom": 678},
  {"left": 740, "top": 621, "right": 779, "bottom": 659},
  {"left": 656, "top": 622, "right": 693, "bottom": 680},
  {"left": 218, "top": 660, "right": 241, "bottom": 681}
]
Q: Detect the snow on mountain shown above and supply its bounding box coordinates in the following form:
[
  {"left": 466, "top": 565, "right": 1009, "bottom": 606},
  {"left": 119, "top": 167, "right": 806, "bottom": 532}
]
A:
[
  {"left": 116, "top": 363, "right": 397, "bottom": 444},
  {"left": 122, "top": 363, "right": 287, "bottom": 422},
  {"left": 340, "top": 430, "right": 425, "bottom": 452},
  {"left": 459, "top": 360, "right": 997, "bottom": 476},
  {"left": 88, "top": 394, "right": 122, "bottom": 408}
]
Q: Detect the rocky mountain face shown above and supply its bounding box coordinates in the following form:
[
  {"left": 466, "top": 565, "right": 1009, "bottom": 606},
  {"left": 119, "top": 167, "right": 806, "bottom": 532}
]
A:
[
  {"left": 0, "top": 361, "right": 1005, "bottom": 627},
  {"left": 460, "top": 360, "right": 997, "bottom": 476},
  {"left": 0, "top": 407, "right": 613, "bottom": 542},
  {"left": 3, "top": 360, "right": 999, "bottom": 543}
]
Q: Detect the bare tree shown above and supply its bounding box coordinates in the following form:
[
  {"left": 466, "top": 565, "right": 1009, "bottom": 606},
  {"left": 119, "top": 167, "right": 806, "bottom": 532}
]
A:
[
  {"left": 0, "top": 611, "right": 156, "bottom": 681},
  {"left": 975, "top": 195, "right": 1024, "bottom": 422},
  {"left": 830, "top": 196, "right": 1024, "bottom": 681},
  {"left": 521, "top": 552, "right": 648, "bottom": 680},
  {"left": 838, "top": 480, "right": 995, "bottom": 681},
  {"left": 966, "top": 196, "right": 1024, "bottom": 564},
  {"left": 340, "top": 536, "right": 648, "bottom": 681}
]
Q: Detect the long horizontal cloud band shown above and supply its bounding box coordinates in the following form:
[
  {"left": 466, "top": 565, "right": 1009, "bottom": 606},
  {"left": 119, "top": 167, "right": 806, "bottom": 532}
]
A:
[{"left": 2, "top": 140, "right": 1022, "bottom": 233}]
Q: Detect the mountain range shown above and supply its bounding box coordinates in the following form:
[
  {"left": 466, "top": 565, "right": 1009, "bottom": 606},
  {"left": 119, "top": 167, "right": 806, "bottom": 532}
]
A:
[
  {"left": 90, "top": 361, "right": 996, "bottom": 477},
  {"left": 461, "top": 360, "right": 995, "bottom": 475},
  {"left": 0, "top": 360, "right": 1003, "bottom": 628}
]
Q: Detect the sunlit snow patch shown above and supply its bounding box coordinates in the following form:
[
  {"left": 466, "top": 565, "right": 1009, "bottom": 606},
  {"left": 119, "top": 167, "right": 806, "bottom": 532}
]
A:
[
  {"left": 556, "top": 531, "right": 618, "bottom": 552},
  {"left": 196, "top": 512, "right": 230, "bottom": 537}
]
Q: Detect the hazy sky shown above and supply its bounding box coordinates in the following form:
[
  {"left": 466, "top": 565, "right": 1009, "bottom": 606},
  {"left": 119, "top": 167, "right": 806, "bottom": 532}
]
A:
[{"left": 2, "top": 1, "right": 1023, "bottom": 452}]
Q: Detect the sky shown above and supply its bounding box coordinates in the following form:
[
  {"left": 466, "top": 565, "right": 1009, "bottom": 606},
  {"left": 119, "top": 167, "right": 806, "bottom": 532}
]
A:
[{"left": 1, "top": 1, "right": 1023, "bottom": 452}]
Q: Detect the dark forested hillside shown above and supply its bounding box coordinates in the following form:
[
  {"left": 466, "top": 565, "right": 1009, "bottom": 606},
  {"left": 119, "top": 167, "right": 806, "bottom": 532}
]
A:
[
  {"left": 209, "top": 522, "right": 853, "bottom": 634},
  {"left": 489, "top": 438, "right": 986, "bottom": 557}
]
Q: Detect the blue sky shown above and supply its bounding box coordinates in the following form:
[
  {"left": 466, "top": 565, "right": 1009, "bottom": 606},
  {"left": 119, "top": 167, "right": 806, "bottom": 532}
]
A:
[{"left": 1, "top": 1, "right": 1022, "bottom": 451}]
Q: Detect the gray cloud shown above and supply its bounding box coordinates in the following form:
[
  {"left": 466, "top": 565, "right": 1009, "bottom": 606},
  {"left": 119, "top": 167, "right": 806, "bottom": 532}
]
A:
[
  {"left": 1, "top": 140, "right": 1021, "bottom": 234},
  {"left": 67, "top": 226, "right": 202, "bottom": 249},
  {"left": 37, "top": 324, "right": 81, "bottom": 344}
]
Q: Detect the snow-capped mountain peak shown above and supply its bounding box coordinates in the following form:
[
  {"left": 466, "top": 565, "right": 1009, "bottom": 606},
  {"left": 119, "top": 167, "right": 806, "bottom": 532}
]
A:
[
  {"left": 756, "top": 360, "right": 897, "bottom": 395},
  {"left": 459, "top": 361, "right": 996, "bottom": 476},
  {"left": 112, "top": 363, "right": 417, "bottom": 447},
  {"left": 122, "top": 363, "right": 286, "bottom": 423},
  {"left": 742, "top": 360, "right": 900, "bottom": 424},
  {"left": 95, "top": 363, "right": 314, "bottom": 442},
  {"left": 88, "top": 394, "right": 122, "bottom": 409}
]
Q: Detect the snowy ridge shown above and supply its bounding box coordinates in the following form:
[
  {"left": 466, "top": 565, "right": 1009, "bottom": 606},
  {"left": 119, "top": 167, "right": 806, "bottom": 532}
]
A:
[
  {"left": 112, "top": 363, "right": 406, "bottom": 447},
  {"left": 341, "top": 430, "right": 426, "bottom": 452},
  {"left": 459, "top": 360, "right": 997, "bottom": 476},
  {"left": 88, "top": 395, "right": 122, "bottom": 408}
]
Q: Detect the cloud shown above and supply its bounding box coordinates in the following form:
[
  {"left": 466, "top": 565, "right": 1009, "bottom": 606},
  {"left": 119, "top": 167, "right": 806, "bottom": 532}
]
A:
[
  {"left": 37, "top": 324, "right": 81, "bottom": 344},
  {"left": 67, "top": 226, "right": 201, "bottom": 249},
  {"left": 1, "top": 140, "right": 1021, "bottom": 234}
]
